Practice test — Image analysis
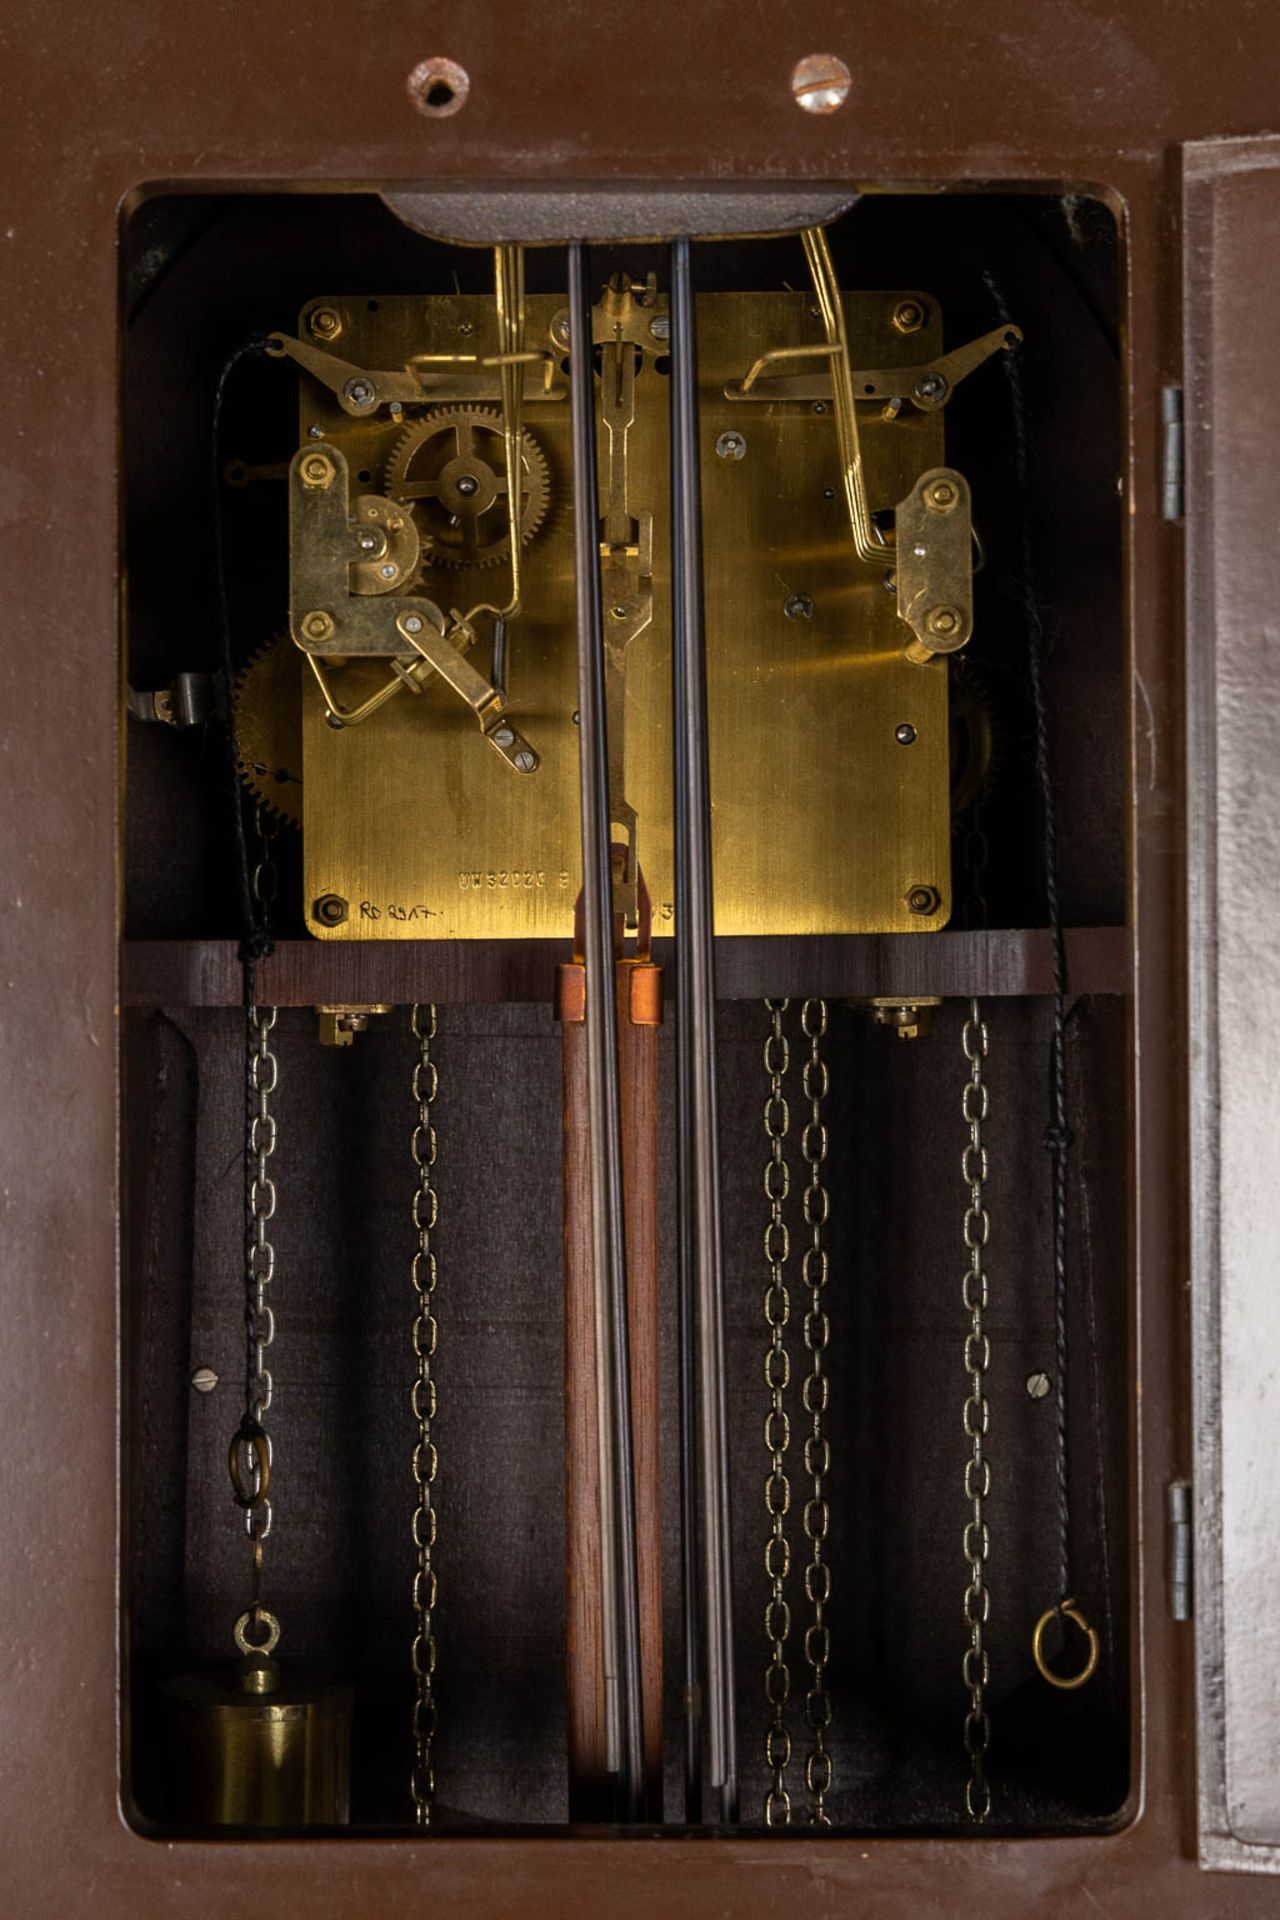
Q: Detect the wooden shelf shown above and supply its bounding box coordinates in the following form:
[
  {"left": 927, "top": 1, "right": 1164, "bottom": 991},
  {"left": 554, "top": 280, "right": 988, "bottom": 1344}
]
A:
[{"left": 121, "top": 927, "right": 1130, "bottom": 1007}]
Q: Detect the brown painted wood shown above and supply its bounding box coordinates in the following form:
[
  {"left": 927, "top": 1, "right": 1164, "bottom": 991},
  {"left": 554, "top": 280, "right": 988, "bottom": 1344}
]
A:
[
  {"left": 6, "top": 0, "right": 1278, "bottom": 1905},
  {"left": 560, "top": 970, "right": 664, "bottom": 1819},
  {"left": 121, "top": 927, "right": 1130, "bottom": 1007}
]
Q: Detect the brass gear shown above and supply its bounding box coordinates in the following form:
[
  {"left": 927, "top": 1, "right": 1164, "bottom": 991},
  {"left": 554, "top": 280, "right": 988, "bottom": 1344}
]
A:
[
  {"left": 235, "top": 638, "right": 303, "bottom": 828},
  {"left": 384, "top": 404, "right": 550, "bottom": 570},
  {"left": 949, "top": 657, "right": 1000, "bottom": 817}
]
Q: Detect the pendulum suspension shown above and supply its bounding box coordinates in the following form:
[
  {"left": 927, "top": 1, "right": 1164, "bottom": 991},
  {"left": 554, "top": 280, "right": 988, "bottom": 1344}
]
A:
[
  {"left": 961, "top": 999, "right": 993, "bottom": 1821},
  {"left": 671, "top": 233, "right": 737, "bottom": 1825},
  {"left": 410, "top": 1004, "right": 441, "bottom": 1825}
]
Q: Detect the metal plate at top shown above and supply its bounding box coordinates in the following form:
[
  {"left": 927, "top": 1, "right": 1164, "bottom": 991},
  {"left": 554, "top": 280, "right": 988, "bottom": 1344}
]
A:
[{"left": 299, "top": 289, "right": 951, "bottom": 939}]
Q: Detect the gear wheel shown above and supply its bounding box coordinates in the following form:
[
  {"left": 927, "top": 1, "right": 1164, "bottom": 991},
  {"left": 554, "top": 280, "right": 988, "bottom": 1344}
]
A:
[
  {"left": 949, "top": 657, "right": 1000, "bottom": 817},
  {"left": 384, "top": 404, "right": 550, "bottom": 570},
  {"left": 235, "top": 638, "right": 304, "bottom": 828}
]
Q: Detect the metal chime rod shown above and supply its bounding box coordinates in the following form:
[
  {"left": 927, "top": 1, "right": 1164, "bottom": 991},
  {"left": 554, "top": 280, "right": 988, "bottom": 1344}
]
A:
[
  {"left": 568, "top": 240, "right": 646, "bottom": 1819},
  {"left": 670, "top": 235, "right": 738, "bottom": 1822}
]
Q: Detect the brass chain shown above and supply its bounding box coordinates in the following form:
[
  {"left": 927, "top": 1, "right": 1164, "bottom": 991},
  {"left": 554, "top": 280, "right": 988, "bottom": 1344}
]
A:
[
  {"left": 799, "top": 998, "right": 833, "bottom": 1825},
  {"left": 762, "top": 999, "right": 793, "bottom": 1826},
  {"left": 962, "top": 999, "right": 993, "bottom": 1820},
  {"left": 410, "top": 1004, "right": 441, "bottom": 1826},
  {"left": 225, "top": 803, "right": 282, "bottom": 1652}
]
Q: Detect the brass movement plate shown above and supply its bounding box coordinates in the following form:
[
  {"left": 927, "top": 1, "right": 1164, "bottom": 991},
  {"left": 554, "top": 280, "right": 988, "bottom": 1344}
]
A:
[{"left": 295, "top": 291, "right": 951, "bottom": 939}]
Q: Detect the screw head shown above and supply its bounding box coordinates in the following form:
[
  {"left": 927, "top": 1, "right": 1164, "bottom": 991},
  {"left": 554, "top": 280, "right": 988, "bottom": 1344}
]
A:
[
  {"left": 790, "top": 52, "right": 852, "bottom": 113},
  {"left": 925, "top": 477, "right": 959, "bottom": 513},
  {"left": 893, "top": 299, "right": 925, "bottom": 335},
  {"left": 343, "top": 376, "right": 376, "bottom": 411},
  {"left": 784, "top": 592, "right": 815, "bottom": 621},
  {"left": 906, "top": 884, "right": 941, "bottom": 916},
  {"left": 914, "top": 371, "right": 948, "bottom": 404},
  {"left": 512, "top": 747, "right": 538, "bottom": 773},
  {"left": 610, "top": 603, "right": 631, "bottom": 621},
  {"left": 1027, "top": 1371, "right": 1053, "bottom": 1401},
  {"left": 300, "top": 451, "right": 335, "bottom": 488},
  {"left": 716, "top": 430, "right": 747, "bottom": 461},
  {"left": 895, "top": 722, "right": 917, "bottom": 746},
  {"left": 191, "top": 1366, "right": 219, "bottom": 1394},
  {"left": 650, "top": 314, "right": 671, "bottom": 341},
  {"left": 301, "top": 610, "right": 335, "bottom": 642},
  {"left": 309, "top": 307, "right": 342, "bottom": 341},
  {"left": 550, "top": 309, "right": 571, "bottom": 348},
  {"left": 357, "top": 530, "right": 380, "bottom": 552},
  {"left": 493, "top": 726, "right": 515, "bottom": 748},
  {"left": 313, "top": 893, "right": 349, "bottom": 927},
  {"left": 455, "top": 473, "right": 479, "bottom": 497}
]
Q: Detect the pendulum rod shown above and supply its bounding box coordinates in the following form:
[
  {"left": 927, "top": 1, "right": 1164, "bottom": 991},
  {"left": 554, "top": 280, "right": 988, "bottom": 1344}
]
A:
[
  {"left": 568, "top": 239, "right": 646, "bottom": 1820},
  {"left": 670, "top": 234, "right": 738, "bottom": 1824}
]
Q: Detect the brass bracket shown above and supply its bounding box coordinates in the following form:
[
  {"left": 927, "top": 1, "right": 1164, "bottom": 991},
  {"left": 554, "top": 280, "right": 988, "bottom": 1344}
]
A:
[
  {"left": 894, "top": 469, "right": 974, "bottom": 664},
  {"left": 269, "top": 328, "right": 563, "bottom": 414}
]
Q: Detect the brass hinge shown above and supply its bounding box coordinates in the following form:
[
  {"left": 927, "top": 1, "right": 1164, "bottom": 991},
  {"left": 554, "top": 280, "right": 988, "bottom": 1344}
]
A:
[{"left": 1162, "top": 386, "right": 1184, "bottom": 523}]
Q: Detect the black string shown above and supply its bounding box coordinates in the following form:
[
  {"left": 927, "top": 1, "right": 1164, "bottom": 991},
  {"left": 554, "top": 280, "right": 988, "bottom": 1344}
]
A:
[{"left": 983, "top": 272, "right": 1073, "bottom": 1608}]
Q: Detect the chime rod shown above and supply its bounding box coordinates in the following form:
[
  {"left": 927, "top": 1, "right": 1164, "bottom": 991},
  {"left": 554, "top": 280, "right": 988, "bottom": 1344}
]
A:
[
  {"left": 670, "top": 234, "right": 738, "bottom": 1823},
  {"left": 568, "top": 240, "right": 646, "bottom": 1820}
]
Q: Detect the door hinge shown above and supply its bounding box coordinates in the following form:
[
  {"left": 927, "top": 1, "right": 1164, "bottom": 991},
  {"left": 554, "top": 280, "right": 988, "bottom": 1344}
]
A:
[
  {"left": 1162, "top": 385, "right": 1184, "bottom": 522},
  {"left": 1168, "top": 1478, "right": 1193, "bottom": 1619}
]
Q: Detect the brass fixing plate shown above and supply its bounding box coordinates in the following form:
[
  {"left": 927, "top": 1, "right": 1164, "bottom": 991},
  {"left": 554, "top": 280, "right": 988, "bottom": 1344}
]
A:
[{"left": 295, "top": 290, "right": 952, "bottom": 939}]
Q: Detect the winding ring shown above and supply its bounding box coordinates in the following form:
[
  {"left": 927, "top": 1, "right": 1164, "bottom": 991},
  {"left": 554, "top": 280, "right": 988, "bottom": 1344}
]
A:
[
  {"left": 234, "top": 1607, "right": 281, "bottom": 1658},
  {"left": 1032, "top": 1599, "right": 1099, "bottom": 1690}
]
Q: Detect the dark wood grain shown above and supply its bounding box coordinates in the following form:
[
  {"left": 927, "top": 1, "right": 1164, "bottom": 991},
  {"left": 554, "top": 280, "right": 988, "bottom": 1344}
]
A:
[{"left": 122, "top": 927, "right": 1130, "bottom": 1008}]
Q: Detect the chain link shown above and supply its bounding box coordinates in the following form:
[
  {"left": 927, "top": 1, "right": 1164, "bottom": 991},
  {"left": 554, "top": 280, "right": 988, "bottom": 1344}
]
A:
[
  {"left": 799, "top": 999, "right": 832, "bottom": 1825},
  {"left": 227, "top": 997, "right": 279, "bottom": 1631},
  {"left": 761, "top": 1000, "right": 793, "bottom": 1826},
  {"left": 410, "top": 1004, "right": 441, "bottom": 1826},
  {"left": 961, "top": 999, "right": 992, "bottom": 1821}
]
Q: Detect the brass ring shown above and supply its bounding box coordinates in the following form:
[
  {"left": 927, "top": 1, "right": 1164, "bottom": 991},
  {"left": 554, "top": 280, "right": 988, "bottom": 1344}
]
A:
[
  {"left": 228, "top": 1420, "right": 271, "bottom": 1509},
  {"left": 1032, "top": 1599, "right": 1099, "bottom": 1690},
  {"left": 234, "top": 1607, "right": 281, "bottom": 1658}
]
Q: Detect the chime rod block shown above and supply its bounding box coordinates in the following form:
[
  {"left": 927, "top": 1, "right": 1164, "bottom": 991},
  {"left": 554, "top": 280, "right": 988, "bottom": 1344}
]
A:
[{"left": 670, "top": 234, "right": 738, "bottom": 1823}]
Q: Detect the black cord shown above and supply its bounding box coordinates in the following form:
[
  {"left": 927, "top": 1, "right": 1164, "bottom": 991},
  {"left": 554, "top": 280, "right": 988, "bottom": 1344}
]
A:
[{"left": 983, "top": 272, "right": 1074, "bottom": 1609}]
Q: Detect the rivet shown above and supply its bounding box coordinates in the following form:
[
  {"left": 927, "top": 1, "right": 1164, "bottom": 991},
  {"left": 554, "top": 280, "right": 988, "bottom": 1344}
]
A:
[
  {"left": 914, "top": 371, "right": 948, "bottom": 404},
  {"left": 925, "top": 605, "right": 962, "bottom": 639},
  {"left": 895, "top": 723, "right": 917, "bottom": 746},
  {"left": 784, "top": 592, "right": 815, "bottom": 621},
  {"left": 301, "top": 611, "right": 335, "bottom": 642},
  {"left": 716, "top": 430, "right": 747, "bottom": 461},
  {"left": 402, "top": 613, "right": 425, "bottom": 635},
  {"left": 343, "top": 376, "right": 376, "bottom": 410},
  {"left": 925, "top": 477, "right": 959, "bottom": 513}
]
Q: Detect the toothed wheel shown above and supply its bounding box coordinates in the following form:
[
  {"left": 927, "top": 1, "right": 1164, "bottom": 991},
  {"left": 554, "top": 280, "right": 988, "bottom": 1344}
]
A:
[
  {"left": 235, "top": 638, "right": 303, "bottom": 828},
  {"left": 384, "top": 405, "right": 550, "bottom": 570},
  {"left": 949, "top": 658, "right": 999, "bottom": 817}
]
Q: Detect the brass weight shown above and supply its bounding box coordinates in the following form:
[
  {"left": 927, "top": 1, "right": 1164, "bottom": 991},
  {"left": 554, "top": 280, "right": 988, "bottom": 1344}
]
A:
[{"left": 164, "top": 1648, "right": 352, "bottom": 1828}]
